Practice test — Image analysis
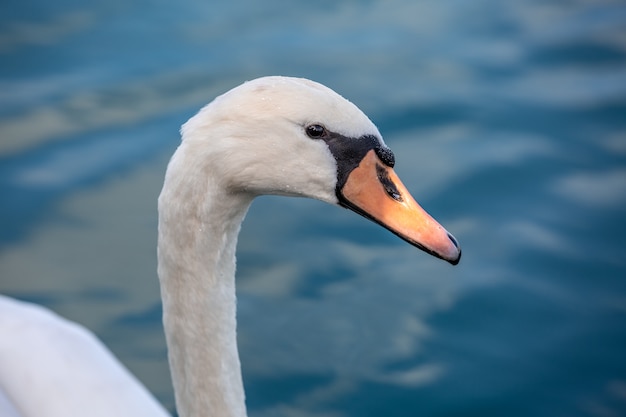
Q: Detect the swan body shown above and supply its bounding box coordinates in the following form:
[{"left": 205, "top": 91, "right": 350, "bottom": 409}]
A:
[
  {"left": 0, "top": 76, "right": 460, "bottom": 417},
  {"left": 0, "top": 296, "right": 170, "bottom": 417}
]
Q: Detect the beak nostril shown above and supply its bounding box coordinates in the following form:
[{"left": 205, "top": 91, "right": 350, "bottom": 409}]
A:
[{"left": 376, "top": 164, "right": 403, "bottom": 202}]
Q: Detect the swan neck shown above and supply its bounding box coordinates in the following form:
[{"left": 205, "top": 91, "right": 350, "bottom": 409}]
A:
[{"left": 158, "top": 164, "right": 252, "bottom": 417}]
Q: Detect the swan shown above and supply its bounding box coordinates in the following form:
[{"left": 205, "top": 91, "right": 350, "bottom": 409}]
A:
[{"left": 0, "top": 76, "right": 461, "bottom": 417}]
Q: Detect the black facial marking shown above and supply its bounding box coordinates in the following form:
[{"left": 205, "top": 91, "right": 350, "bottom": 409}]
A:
[
  {"left": 375, "top": 146, "right": 395, "bottom": 168},
  {"left": 304, "top": 125, "right": 395, "bottom": 193},
  {"left": 376, "top": 163, "right": 403, "bottom": 202}
]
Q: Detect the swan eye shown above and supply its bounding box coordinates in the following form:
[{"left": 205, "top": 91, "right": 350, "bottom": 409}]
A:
[{"left": 305, "top": 124, "right": 326, "bottom": 139}]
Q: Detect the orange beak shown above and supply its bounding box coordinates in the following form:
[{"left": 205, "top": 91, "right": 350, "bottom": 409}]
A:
[{"left": 338, "top": 150, "right": 461, "bottom": 265}]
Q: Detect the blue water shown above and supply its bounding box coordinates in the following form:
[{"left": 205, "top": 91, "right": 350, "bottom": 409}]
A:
[{"left": 1, "top": 1, "right": 626, "bottom": 416}]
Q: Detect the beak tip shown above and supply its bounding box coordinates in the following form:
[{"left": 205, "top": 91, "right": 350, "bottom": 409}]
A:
[
  {"left": 447, "top": 232, "right": 459, "bottom": 250},
  {"left": 447, "top": 249, "right": 462, "bottom": 265},
  {"left": 445, "top": 232, "right": 462, "bottom": 265}
]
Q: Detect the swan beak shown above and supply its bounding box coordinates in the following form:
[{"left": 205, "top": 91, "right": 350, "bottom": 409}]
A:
[{"left": 338, "top": 150, "right": 461, "bottom": 265}]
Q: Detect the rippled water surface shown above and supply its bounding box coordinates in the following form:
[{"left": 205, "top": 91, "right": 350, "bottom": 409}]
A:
[{"left": 1, "top": 1, "right": 625, "bottom": 416}]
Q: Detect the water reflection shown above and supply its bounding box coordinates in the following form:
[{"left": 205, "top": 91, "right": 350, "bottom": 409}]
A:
[{"left": 1, "top": 0, "right": 625, "bottom": 416}]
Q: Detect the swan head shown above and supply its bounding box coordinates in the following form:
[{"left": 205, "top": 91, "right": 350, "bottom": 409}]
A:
[{"left": 176, "top": 76, "right": 461, "bottom": 264}]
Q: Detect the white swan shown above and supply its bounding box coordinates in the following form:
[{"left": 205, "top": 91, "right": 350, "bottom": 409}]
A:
[
  {"left": 0, "top": 296, "right": 171, "bottom": 417},
  {"left": 0, "top": 76, "right": 460, "bottom": 417}
]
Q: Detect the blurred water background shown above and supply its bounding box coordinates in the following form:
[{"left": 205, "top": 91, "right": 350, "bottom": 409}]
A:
[{"left": 1, "top": 1, "right": 625, "bottom": 416}]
